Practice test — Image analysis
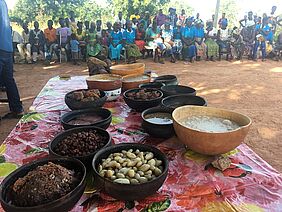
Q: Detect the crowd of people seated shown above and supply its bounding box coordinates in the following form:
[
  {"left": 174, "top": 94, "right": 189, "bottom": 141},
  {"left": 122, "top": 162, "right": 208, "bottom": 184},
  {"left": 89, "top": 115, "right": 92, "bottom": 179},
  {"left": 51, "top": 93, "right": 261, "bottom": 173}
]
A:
[{"left": 10, "top": 6, "right": 282, "bottom": 66}]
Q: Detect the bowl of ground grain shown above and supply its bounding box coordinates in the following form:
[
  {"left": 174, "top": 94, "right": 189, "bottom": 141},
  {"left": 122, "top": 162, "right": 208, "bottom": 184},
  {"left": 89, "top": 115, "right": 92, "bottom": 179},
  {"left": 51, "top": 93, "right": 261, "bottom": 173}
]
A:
[
  {"left": 172, "top": 106, "right": 252, "bottom": 155},
  {"left": 0, "top": 157, "right": 86, "bottom": 212},
  {"left": 49, "top": 126, "right": 111, "bottom": 166}
]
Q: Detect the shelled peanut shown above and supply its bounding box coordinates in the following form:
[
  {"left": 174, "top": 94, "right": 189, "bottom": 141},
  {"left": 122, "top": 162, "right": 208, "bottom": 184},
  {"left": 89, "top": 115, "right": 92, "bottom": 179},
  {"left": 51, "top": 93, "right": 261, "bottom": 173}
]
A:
[{"left": 98, "top": 149, "right": 163, "bottom": 184}]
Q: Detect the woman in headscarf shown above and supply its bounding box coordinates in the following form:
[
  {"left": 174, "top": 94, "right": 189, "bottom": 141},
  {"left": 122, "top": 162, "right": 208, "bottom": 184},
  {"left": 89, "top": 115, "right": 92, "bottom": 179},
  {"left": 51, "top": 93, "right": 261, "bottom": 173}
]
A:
[
  {"left": 109, "top": 22, "right": 123, "bottom": 63},
  {"left": 162, "top": 22, "right": 176, "bottom": 63},
  {"left": 181, "top": 17, "right": 196, "bottom": 63},
  {"left": 123, "top": 21, "right": 142, "bottom": 63},
  {"left": 135, "top": 22, "right": 146, "bottom": 57},
  {"left": 194, "top": 19, "right": 207, "bottom": 61},
  {"left": 145, "top": 20, "right": 166, "bottom": 63},
  {"left": 173, "top": 20, "right": 183, "bottom": 59},
  {"left": 205, "top": 20, "right": 219, "bottom": 61}
]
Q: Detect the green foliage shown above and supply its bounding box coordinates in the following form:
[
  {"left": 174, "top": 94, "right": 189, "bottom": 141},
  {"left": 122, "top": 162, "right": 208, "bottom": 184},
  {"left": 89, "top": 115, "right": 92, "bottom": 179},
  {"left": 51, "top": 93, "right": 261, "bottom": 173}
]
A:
[
  {"left": 142, "top": 198, "right": 171, "bottom": 212},
  {"left": 219, "top": 0, "right": 239, "bottom": 28}
]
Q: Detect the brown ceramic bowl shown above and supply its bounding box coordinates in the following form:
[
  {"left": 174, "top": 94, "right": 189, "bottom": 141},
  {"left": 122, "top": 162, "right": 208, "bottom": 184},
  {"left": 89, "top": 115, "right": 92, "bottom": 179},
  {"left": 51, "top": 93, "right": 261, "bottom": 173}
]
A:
[
  {"left": 172, "top": 106, "right": 252, "bottom": 155},
  {"left": 86, "top": 74, "right": 122, "bottom": 91},
  {"left": 122, "top": 74, "right": 151, "bottom": 91},
  {"left": 110, "top": 63, "right": 145, "bottom": 76}
]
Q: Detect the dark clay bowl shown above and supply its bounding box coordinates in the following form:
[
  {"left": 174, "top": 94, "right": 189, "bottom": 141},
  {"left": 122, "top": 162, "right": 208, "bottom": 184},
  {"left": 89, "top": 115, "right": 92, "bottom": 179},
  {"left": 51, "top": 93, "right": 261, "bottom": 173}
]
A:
[
  {"left": 153, "top": 75, "right": 178, "bottom": 86},
  {"left": 142, "top": 107, "right": 175, "bottom": 138},
  {"left": 0, "top": 157, "right": 86, "bottom": 212},
  {"left": 161, "top": 85, "right": 196, "bottom": 97},
  {"left": 123, "top": 88, "right": 163, "bottom": 112},
  {"left": 162, "top": 94, "right": 207, "bottom": 110},
  {"left": 139, "top": 82, "right": 165, "bottom": 89},
  {"left": 65, "top": 89, "right": 107, "bottom": 110},
  {"left": 49, "top": 126, "right": 111, "bottom": 167},
  {"left": 61, "top": 108, "right": 112, "bottom": 130},
  {"left": 92, "top": 143, "right": 168, "bottom": 201}
]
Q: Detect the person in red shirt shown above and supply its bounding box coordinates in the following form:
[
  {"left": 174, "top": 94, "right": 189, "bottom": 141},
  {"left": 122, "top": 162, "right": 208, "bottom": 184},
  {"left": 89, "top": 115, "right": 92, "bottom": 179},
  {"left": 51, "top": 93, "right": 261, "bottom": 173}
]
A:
[{"left": 44, "top": 20, "right": 58, "bottom": 63}]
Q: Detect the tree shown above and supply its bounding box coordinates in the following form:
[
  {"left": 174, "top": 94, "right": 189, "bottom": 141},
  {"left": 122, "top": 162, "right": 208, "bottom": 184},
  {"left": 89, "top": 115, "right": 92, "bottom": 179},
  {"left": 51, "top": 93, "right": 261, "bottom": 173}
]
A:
[{"left": 219, "top": 0, "right": 239, "bottom": 28}]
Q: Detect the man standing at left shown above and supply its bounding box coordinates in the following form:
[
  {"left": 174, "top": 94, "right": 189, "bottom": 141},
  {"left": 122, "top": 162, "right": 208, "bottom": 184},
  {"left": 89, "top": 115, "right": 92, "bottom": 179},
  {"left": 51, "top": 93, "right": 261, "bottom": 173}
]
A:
[{"left": 0, "top": 0, "right": 24, "bottom": 119}]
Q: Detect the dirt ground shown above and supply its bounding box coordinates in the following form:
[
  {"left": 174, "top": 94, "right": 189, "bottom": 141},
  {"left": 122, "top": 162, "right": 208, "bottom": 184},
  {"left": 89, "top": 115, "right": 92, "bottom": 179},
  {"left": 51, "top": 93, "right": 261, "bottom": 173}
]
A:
[{"left": 0, "top": 59, "right": 282, "bottom": 172}]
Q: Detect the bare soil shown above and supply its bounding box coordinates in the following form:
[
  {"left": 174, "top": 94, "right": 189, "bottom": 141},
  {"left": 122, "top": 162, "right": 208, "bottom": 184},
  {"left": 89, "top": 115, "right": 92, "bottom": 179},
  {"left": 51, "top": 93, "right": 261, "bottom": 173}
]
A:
[{"left": 0, "top": 59, "right": 282, "bottom": 172}]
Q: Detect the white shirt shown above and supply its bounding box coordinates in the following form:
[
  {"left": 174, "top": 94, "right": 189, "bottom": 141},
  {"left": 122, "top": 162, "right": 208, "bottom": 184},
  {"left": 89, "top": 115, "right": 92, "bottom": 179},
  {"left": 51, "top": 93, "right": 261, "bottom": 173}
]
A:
[
  {"left": 115, "top": 17, "right": 126, "bottom": 26},
  {"left": 12, "top": 30, "right": 23, "bottom": 43},
  {"left": 219, "top": 28, "right": 229, "bottom": 41},
  {"left": 205, "top": 28, "right": 217, "bottom": 36}
]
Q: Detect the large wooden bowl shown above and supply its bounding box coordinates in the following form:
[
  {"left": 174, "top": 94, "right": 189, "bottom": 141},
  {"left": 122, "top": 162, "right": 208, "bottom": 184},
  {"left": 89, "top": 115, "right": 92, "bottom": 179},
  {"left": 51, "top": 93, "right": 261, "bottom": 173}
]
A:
[
  {"left": 110, "top": 63, "right": 145, "bottom": 76},
  {"left": 172, "top": 106, "right": 252, "bottom": 155},
  {"left": 122, "top": 74, "right": 151, "bottom": 91},
  {"left": 86, "top": 74, "right": 122, "bottom": 91}
]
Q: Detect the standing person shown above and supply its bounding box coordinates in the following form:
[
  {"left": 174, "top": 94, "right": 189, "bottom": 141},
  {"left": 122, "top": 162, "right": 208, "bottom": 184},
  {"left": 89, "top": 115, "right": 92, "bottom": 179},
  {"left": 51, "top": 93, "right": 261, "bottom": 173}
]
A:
[
  {"left": 205, "top": 20, "right": 219, "bottom": 61},
  {"left": 140, "top": 11, "right": 151, "bottom": 30},
  {"left": 181, "top": 17, "right": 196, "bottom": 63},
  {"left": 115, "top": 11, "right": 126, "bottom": 29},
  {"left": 70, "top": 33, "right": 80, "bottom": 65},
  {"left": 56, "top": 18, "right": 71, "bottom": 62},
  {"left": 84, "top": 21, "right": 90, "bottom": 34},
  {"left": 230, "top": 27, "right": 244, "bottom": 60},
  {"left": 253, "top": 18, "right": 270, "bottom": 61},
  {"left": 194, "top": 13, "right": 203, "bottom": 24},
  {"left": 194, "top": 20, "right": 207, "bottom": 61},
  {"left": 217, "top": 19, "right": 231, "bottom": 60},
  {"left": 69, "top": 11, "right": 77, "bottom": 33},
  {"left": 109, "top": 22, "right": 123, "bottom": 63},
  {"left": 17, "top": 23, "right": 32, "bottom": 63},
  {"left": 241, "top": 24, "right": 256, "bottom": 59},
  {"left": 123, "top": 21, "right": 142, "bottom": 64},
  {"left": 0, "top": 0, "right": 24, "bottom": 119},
  {"left": 29, "top": 21, "right": 45, "bottom": 63},
  {"left": 135, "top": 22, "right": 146, "bottom": 57},
  {"left": 106, "top": 22, "right": 113, "bottom": 35},
  {"left": 178, "top": 9, "right": 187, "bottom": 26},
  {"left": 75, "top": 21, "right": 86, "bottom": 61},
  {"left": 173, "top": 20, "right": 183, "bottom": 59},
  {"left": 131, "top": 17, "right": 138, "bottom": 29},
  {"left": 218, "top": 13, "right": 228, "bottom": 28},
  {"left": 168, "top": 8, "right": 178, "bottom": 28},
  {"left": 96, "top": 20, "right": 103, "bottom": 38},
  {"left": 11, "top": 27, "right": 23, "bottom": 63},
  {"left": 44, "top": 20, "right": 57, "bottom": 63},
  {"left": 155, "top": 9, "right": 167, "bottom": 27}
]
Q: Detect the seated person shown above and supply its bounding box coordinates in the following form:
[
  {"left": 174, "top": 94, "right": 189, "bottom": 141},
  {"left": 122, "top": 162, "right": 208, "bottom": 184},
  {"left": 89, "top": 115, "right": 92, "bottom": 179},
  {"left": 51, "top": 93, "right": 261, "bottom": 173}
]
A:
[
  {"left": 230, "top": 27, "right": 244, "bottom": 60},
  {"left": 17, "top": 23, "right": 32, "bottom": 63},
  {"left": 123, "top": 21, "right": 142, "bottom": 63},
  {"left": 194, "top": 20, "right": 207, "bottom": 61},
  {"left": 11, "top": 27, "right": 23, "bottom": 63},
  {"left": 109, "top": 22, "right": 123, "bottom": 63},
  {"left": 217, "top": 19, "right": 231, "bottom": 60},
  {"left": 181, "top": 17, "right": 196, "bottom": 63},
  {"left": 161, "top": 22, "right": 176, "bottom": 63},
  {"left": 29, "top": 21, "right": 45, "bottom": 63},
  {"left": 173, "top": 21, "right": 183, "bottom": 59}
]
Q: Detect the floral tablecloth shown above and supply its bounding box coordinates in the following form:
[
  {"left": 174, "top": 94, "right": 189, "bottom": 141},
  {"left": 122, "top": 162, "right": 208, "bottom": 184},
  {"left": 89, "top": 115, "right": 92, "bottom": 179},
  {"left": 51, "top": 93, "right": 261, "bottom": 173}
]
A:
[{"left": 0, "top": 76, "right": 282, "bottom": 211}]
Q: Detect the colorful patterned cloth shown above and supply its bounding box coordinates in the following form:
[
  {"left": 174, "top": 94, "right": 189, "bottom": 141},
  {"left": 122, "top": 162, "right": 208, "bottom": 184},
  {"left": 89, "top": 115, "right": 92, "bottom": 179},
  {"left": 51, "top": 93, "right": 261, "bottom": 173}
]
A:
[{"left": 0, "top": 76, "right": 282, "bottom": 211}]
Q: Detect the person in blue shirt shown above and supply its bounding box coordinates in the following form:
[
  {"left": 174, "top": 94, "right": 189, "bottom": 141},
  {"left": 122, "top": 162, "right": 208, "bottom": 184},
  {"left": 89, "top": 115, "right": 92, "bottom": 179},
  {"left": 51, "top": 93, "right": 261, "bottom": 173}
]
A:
[
  {"left": 70, "top": 33, "right": 80, "bottom": 65},
  {"left": 0, "top": 0, "right": 24, "bottom": 119},
  {"left": 194, "top": 19, "right": 207, "bottom": 61},
  {"left": 181, "top": 17, "right": 196, "bottom": 63},
  {"left": 253, "top": 17, "right": 270, "bottom": 61},
  {"left": 123, "top": 21, "right": 142, "bottom": 64},
  {"left": 109, "top": 22, "right": 123, "bottom": 63}
]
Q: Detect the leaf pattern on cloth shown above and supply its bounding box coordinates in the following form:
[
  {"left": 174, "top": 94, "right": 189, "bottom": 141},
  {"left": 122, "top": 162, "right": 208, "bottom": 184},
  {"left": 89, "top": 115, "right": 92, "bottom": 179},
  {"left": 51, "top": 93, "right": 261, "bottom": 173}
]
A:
[{"left": 142, "top": 199, "right": 171, "bottom": 212}]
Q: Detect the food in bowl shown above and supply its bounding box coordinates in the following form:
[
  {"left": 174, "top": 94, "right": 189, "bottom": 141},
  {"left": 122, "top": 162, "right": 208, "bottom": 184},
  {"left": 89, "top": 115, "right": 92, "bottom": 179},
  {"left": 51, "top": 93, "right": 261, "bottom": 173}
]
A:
[
  {"left": 11, "top": 162, "right": 80, "bottom": 207},
  {"left": 54, "top": 130, "right": 108, "bottom": 157},
  {"left": 181, "top": 115, "right": 239, "bottom": 133},
  {"left": 144, "top": 113, "right": 173, "bottom": 125},
  {"left": 67, "top": 114, "right": 104, "bottom": 125},
  {"left": 98, "top": 149, "right": 163, "bottom": 184},
  {"left": 72, "top": 89, "right": 101, "bottom": 102},
  {"left": 126, "top": 89, "right": 161, "bottom": 101}
]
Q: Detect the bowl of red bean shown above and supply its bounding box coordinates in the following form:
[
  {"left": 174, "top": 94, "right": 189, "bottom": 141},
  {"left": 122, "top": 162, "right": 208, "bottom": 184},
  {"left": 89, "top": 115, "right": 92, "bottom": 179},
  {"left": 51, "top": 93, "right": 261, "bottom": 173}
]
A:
[
  {"left": 123, "top": 88, "right": 163, "bottom": 112},
  {"left": 49, "top": 126, "right": 111, "bottom": 166}
]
